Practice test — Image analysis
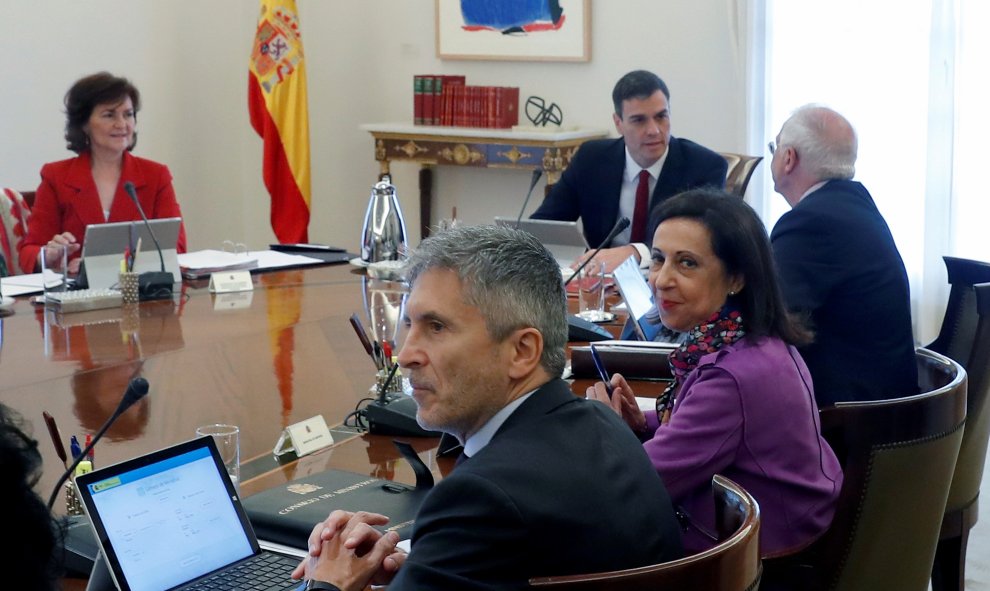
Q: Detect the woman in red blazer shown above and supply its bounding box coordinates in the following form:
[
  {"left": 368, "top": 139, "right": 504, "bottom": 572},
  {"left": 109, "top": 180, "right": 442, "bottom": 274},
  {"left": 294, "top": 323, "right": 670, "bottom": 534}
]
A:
[{"left": 19, "top": 72, "right": 186, "bottom": 274}]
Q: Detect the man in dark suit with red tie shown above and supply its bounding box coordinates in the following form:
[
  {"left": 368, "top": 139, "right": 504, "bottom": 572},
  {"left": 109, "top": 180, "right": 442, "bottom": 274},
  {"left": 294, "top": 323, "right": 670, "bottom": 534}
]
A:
[
  {"left": 531, "top": 70, "right": 728, "bottom": 271},
  {"left": 292, "top": 225, "right": 682, "bottom": 591}
]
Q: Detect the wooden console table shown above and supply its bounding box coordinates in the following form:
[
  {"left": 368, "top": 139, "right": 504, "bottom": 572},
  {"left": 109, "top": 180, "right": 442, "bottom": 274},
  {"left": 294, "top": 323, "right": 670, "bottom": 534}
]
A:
[{"left": 361, "top": 123, "right": 607, "bottom": 238}]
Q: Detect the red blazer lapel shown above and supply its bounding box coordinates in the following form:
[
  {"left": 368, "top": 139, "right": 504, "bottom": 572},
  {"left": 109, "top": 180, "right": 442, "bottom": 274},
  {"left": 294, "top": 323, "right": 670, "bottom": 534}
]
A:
[
  {"left": 108, "top": 152, "right": 145, "bottom": 221},
  {"left": 62, "top": 152, "right": 108, "bottom": 227}
]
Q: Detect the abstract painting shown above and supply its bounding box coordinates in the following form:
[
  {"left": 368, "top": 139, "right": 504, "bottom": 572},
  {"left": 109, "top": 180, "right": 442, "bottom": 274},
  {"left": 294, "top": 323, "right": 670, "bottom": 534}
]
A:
[{"left": 436, "top": 0, "right": 590, "bottom": 62}]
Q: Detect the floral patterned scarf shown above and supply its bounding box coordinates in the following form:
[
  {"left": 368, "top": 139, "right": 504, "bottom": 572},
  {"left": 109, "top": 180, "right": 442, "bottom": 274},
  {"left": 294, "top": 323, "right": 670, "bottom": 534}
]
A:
[{"left": 655, "top": 304, "right": 745, "bottom": 423}]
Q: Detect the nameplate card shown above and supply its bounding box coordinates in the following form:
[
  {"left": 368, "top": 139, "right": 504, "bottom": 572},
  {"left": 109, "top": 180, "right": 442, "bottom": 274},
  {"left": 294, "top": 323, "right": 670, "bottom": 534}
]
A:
[
  {"left": 209, "top": 270, "right": 254, "bottom": 293},
  {"left": 273, "top": 415, "right": 334, "bottom": 458}
]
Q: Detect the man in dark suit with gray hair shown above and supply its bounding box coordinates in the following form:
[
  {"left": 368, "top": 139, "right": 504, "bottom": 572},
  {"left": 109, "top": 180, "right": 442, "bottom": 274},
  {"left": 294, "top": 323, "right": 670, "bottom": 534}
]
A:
[
  {"left": 292, "top": 225, "right": 682, "bottom": 591},
  {"left": 769, "top": 104, "right": 918, "bottom": 406}
]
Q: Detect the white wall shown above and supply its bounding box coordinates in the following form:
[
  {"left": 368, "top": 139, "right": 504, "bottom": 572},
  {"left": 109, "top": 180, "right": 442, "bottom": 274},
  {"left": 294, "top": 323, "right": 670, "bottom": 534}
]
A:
[{"left": 0, "top": 0, "right": 748, "bottom": 252}]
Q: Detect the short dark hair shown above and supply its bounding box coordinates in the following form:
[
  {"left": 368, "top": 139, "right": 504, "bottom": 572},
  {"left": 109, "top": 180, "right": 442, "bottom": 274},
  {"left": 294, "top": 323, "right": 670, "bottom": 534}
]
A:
[
  {"left": 0, "top": 404, "right": 60, "bottom": 589},
  {"left": 64, "top": 72, "right": 140, "bottom": 154},
  {"left": 612, "top": 70, "right": 670, "bottom": 118},
  {"left": 653, "top": 189, "right": 812, "bottom": 346},
  {"left": 405, "top": 225, "right": 568, "bottom": 377}
]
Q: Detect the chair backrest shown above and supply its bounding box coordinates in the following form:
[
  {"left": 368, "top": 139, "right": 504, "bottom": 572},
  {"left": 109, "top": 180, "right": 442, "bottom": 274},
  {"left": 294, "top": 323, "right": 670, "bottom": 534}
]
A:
[
  {"left": 719, "top": 153, "right": 763, "bottom": 198},
  {"left": 529, "top": 475, "right": 762, "bottom": 591},
  {"left": 810, "top": 348, "right": 967, "bottom": 591},
  {"left": 0, "top": 188, "right": 32, "bottom": 275},
  {"left": 928, "top": 256, "right": 990, "bottom": 363},
  {"left": 927, "top": 257, "right": 990, "bottom": 516}
]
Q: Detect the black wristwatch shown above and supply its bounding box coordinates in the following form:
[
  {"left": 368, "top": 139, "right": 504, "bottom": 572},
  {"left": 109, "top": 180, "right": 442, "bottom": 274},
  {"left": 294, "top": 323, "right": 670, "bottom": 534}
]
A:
[{"left": 305, "top": 580, "right": 343, "bottom": 591}]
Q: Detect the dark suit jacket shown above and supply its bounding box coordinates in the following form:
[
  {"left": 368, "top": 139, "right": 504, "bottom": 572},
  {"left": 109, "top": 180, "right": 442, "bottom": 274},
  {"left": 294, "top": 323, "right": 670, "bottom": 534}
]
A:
[
  {"left": 19, "top": 151, "right": 187, "bottom": 273},
  {"left": 770, "top": 180, "right": 918, "bottom": 406},
  {"left": 531, "top": 137, "right": 728, "bottom": 246},
  {"left": 390, "top": 379, "right": 683, "bottom": 590}
]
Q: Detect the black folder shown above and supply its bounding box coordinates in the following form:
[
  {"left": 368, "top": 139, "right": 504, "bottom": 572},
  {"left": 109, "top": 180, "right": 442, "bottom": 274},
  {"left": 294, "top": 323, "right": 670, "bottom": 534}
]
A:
[{"left": 243, "top": 468, "right": 430, "bottom": 548}]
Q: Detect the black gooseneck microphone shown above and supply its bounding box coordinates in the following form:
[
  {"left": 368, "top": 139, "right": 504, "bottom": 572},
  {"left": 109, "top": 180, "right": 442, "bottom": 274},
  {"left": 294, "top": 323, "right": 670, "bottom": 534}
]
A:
[
  {"left": 46, "top": 378, "right": 151, "bottom": 510},
  {"left": 563, "top": 217, "right": 631, "bottom": 286},
  {"left": 514, "top": 169, "right": 544, "bottom": 228},
  {"left": 123, "top": 181, "right": 173, "bottom": 299}
]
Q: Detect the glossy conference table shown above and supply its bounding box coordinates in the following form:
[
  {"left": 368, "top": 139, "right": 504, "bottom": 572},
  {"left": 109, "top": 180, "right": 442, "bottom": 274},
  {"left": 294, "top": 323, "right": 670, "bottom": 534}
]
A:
[
  {"left": 3, "top": 263, "right": 649, "bottom": 511},
  {"left": 2, "top": 264, "right": 460, "bottom": 509}
]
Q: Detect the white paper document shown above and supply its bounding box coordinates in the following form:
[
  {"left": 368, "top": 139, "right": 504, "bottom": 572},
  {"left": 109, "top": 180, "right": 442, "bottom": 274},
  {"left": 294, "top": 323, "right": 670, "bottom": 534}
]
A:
[{"left": 0, "top": 273, "right": 46, "bottom": 296}]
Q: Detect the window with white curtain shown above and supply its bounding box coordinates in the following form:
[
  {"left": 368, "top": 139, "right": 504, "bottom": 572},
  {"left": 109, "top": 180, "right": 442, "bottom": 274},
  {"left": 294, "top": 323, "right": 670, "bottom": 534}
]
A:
[
  {"left": 762, "top": 0, "right": 988, "bottom": 342},
  {"left": 950, "top": 0, "right": 990, "bottom": 260}
]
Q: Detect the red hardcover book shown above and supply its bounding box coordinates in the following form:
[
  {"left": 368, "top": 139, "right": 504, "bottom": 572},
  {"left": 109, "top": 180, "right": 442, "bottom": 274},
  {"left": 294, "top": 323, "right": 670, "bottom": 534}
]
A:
[
  {"left": 413, "top": 75, "right": 424, "bottom": 125},
  {"left": 454, "top": 84, "right": 466, "bottom": 127},
  {"left": 422, "top": 76, "right": 436, "bottom": 128},
  {"left": 440, "top": 76, "right": 466, "bottom": 126},
  {"left": 431, "top": 76, "right": 442, "bottom": 126},
  {"left": 485, "top": 86, "right": 496, "bottom": 128},
  {"left": 469, "top": 86, "right": 480, "bottom": 127},
  {"left": 497, "top": 87, "right": 520, "bottom": 128}
]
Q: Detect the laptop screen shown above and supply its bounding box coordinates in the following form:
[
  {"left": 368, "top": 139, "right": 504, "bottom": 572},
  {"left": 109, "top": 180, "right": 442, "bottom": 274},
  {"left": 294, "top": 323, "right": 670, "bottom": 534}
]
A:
[
  {"left": 77, "top": 438, "right": 259, "bottom": 591},
  {"left": 493, "top": 217, "right": 588, "bottom": 267}
]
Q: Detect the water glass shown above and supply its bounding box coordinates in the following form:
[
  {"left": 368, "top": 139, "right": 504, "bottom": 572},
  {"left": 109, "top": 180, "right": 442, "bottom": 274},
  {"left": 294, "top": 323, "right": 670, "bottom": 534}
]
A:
[
  {"left": 41, "top": 244, "right": 68, "bottom": 303},
  {"left": 196, "top": 424, "right": 240, "bottom": 488},
  {"left": 577, "top": 261, "right": 607, "bottom": 322}
]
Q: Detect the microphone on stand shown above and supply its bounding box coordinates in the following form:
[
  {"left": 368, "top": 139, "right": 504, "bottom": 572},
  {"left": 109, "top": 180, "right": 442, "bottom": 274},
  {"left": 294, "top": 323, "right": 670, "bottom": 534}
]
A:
[
  {"left": 563, "top": 217, "right": 630, "bottom": 286},
  {"left": 514, "top": 169, "right": 544, "bottom": 228},
  {"left": 123, "top": 181, "right": 173, "bottom": 300},
  {"left": 46, "top": 378, "right": 151, "bottom": 511}
]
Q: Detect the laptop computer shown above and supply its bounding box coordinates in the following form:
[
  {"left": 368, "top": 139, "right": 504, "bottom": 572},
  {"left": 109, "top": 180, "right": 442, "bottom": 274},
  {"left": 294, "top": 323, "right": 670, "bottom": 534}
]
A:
[
  {"left": 79, "top": 218, "right": 181, "bottom": 290},
  {"left": 494, "top": 217, "right": 588, "bottom": 268},
  {"left": 612, "top": 255, "right": 665, "bottom": 342},
  {"left": 75, "top": 436, "right": 302, "bottom": 591}
]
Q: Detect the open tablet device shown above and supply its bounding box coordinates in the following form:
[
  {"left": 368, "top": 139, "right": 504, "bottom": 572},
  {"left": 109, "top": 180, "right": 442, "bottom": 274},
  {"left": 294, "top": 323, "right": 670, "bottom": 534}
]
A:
[
  {"left": 612, "top": 255, "right": 664, "bottom": 342},
  {"left": 79, "top": 218, "right": 181, "bottom": 290},
  {"left": 75, "top": 436, "right": 300, "bottom": 591}
]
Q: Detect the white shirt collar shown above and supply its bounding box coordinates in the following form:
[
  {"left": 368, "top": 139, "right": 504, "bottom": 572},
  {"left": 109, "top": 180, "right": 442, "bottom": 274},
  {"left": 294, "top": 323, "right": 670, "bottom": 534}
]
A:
[
  {"left": 462, "top": 389, "right": 537, "bottom": 458},
  {"left": 798, "top": 181, "right": 829, "bottom": 203},
  {"left": 623, "top": 147, "right": 667, "bottom": 183}
]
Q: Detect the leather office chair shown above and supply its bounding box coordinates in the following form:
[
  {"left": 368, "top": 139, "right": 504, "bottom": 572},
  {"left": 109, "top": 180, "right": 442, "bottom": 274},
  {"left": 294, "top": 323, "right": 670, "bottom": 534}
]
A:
[
  {"left": 529, "top": 475, "right": 762, "bottom": 591},
  {"left": 926, "top": 256, "right": 990, "bottom": 591},
  {"left": 768, "top": 348, "right": 966, "bottom": 591},
  {"left": 0, "top": 188, "right": 31, "bottom": 275},
  {"left": 719, "top": 153, "right": 763, "bottom": 198}
]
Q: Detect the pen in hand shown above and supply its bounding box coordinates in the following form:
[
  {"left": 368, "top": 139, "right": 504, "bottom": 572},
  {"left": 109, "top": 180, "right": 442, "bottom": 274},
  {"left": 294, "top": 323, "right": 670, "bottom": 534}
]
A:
[{"left": 590, "top": 344, "right": 614, "bottom": 398}]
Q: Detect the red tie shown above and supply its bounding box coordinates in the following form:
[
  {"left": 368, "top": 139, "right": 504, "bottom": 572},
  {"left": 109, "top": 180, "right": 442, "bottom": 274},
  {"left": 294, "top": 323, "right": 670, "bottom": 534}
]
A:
[{"left": 631, "top": 169, "right": 650, "bottom": 243}]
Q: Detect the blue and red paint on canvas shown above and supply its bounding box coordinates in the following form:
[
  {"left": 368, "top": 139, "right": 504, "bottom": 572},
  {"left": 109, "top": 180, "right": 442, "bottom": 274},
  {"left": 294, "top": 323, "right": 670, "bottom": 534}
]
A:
[{"left": 459, "top": 0, "right": 566, "bottom": 34}]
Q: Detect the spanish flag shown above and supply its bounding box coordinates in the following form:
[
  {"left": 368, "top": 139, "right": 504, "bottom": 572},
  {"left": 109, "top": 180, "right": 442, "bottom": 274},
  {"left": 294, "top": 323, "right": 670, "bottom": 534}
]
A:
[{"left": 248, "top": 0, "right": 311, "bottom": 243}]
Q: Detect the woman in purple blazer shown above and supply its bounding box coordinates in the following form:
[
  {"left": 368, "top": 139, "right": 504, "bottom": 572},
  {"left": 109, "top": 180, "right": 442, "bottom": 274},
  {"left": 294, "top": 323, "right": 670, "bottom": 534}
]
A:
[{"left": 587, "top": 189, "right": 843, "bottom": 559}]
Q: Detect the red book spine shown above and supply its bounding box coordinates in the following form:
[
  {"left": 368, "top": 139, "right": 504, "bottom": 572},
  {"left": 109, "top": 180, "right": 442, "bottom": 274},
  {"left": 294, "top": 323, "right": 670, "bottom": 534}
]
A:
[
  {"left": 453, "top": 84, "right": 464, "bottom": 127},
  {"left": 413, "top": 75, "right": 424, "bottom": 125},
  {"left": 485, "top": 86, "right": 496, "bottom": 128},
  {"left": 422, "top": 76, "right": 436, "bottom": 127},
  {"left": 498, "top": 87, "right": 520, "bottom": 128},
  {"left": 470, "top": 86, "right": 480, "bottom": 127},
  {"left": 447, "top": 79, "right": 464, "bottom": 126},
  {"left": 430, "top": 76, "right": 447, "bottom": 125}
]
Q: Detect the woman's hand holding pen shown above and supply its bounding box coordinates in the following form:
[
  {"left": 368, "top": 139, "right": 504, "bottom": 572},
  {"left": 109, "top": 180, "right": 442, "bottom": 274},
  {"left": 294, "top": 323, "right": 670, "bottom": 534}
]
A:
[{"left": 586, "top": 373, "right": 648, "bottom": 433}]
